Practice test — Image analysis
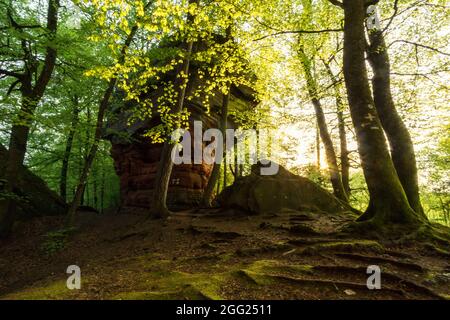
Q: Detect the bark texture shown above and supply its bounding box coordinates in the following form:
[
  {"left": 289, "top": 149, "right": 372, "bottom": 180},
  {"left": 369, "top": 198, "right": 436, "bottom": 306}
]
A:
[
  {"left": 202, "top": 91, "right": 229, "bottom": 207},
  {"left": 341, "top": 0, "right": 423, "bottom": 226},
  {"left": 367, "top": 27, "right": 424, "bottom": 218}
]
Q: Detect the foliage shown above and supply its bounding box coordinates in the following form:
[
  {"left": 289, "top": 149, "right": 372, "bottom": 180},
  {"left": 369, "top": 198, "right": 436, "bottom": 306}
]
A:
[
  {"left": 0, "top": 0, "right": 449, "bottom": 224},
  {"left": 41, "top": 227, "right": 76, "bottom": 255}
]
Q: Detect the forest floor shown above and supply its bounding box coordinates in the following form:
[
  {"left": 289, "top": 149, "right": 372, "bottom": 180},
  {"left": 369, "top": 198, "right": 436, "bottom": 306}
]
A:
[{"left": 0, "top": 208, "right": 449, "bottom": 300}]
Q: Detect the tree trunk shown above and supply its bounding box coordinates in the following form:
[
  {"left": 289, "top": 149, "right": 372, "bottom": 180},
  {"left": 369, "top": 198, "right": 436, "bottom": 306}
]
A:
[
  {"left": 216, "top": 166, "right": 221, "bottom": 195},
  {"left": 234, "top": 139, "right": 239, "bottom": 180},
  {"left": 323, "top": 62, "right": 351, "bottom": 195},
  {"left": 316, "top": 124, "right": 321, "bottom": 169},
  {"left": 298, "top": 49, "right": 348, "bottom": 202},
  {"left": 341, "top": 0, "right": 424, "bottom": 226},
  {"left": 100, "top": 166, "right": 105, "bottom": 213},
  {"left": 0, "top": 0, "right": 59, "bottom": 237},
  {"left": 367, "top": 27, "right": 424, "bottom": 218},
  {"left": 337, "top": 109, "right": 350, "bottom": 195},
  {"left": 60, "top": 97, "right": 79, "bottom": 202},
  {"left": 202, "top": 90, "right": 229, "bottom": 207},
  {"left": 0, "top": 94, "right": 36, "bottom": 237},
  {"left": 223, "top": 152, "right": 227, "bottom": 188},
  {"left": 66, "top": 26, "right": 138, "bottom": 226},
  {"left": 65, "top": 79, "right": 115, "bottom": 226},
  {"left": 148, "top": 40, "right": 194, "bottom": 218}
]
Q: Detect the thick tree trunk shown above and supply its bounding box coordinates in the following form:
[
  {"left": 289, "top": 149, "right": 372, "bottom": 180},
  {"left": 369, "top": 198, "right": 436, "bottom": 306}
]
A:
[
  {"left": 341, "top": 0, "right": 424, "bottom": 226},
  {"left": 202, "top": 91, "right": 229, "bottom": 207},
  {"left": 298, "top": 50, "right": 348, "bottom": 202},
  {"left": 60, "top": 99, "right": 79, "bottom": 202},
  {"left": 367, "top": 28, "right": 424, "bottom": 218},
  {"left": 0, "top": 95, "right": 36, "bottom": 237},
  {"left": 0, "top": 0, "right": 59, "bottom": 237}
]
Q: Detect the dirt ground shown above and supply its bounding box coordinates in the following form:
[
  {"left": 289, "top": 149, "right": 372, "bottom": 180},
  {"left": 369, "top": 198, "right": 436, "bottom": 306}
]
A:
[{"left": 0, "top": 208, "right": 449, "bottom": 300}]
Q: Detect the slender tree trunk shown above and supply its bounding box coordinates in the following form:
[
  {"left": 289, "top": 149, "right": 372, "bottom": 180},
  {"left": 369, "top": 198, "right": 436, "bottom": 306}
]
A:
[
  {"left": 60, "top": 97, "right": 79, "bottom": 202},
  {"left": 93, "top": 164, "right": 98, "bottom": 210},
  {"left": 315, "top": 124, "right": 321, "bottom": 169},
  {"left": 337, "top": 109, "right": 350, "bottom": 195},
  {"left": 100, "top": 166, "right": 105, "bottom": 213},
  {"left": 66, "top": 26, "right": 138, "bottom": 226},
  {"left": 202, "top": 90, "right": 229, "bottom": 207},
  {"left": 216, "top": 166, "right": 221, "bottom": 195},
  {"left": 341, "top": 0, "right": 424, "bottom": 226},
  {"left": 367, "top": 27, "right": 424, "bottom": 218},
  {"left": 148, "top": 41, "right": 194, "bottom": 218},
  {"left": 234, "top": 139, "right": 239, "bottom": 180},
  {"left": 323, "top": 62, "right": 351, "bottom": 195},
  {"left": 84, "top": 106, "right": 92, "bottom": 207},
  {"left": 223, "top": 155, "right": 227, "bottom": 188},
  {"left": 0, "top": 0, "right": 59, "bottom": 238},
  {"left": 298, "top": 49, "right": 348, "bottom": 202},
  {"left": 78, "top": 142, "right": 85, "bottom": 206}
]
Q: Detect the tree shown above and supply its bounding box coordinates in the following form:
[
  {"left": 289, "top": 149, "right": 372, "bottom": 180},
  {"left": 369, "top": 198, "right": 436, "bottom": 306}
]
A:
[
  {"left": 366, "top": 14, "right": 425, "bottom": 218},
  {"left": 336, "top": 0, "right": 425, "bottom": 229},
  {"left": 148, "top": 40, "right": 195, "bottom": 218},
  {"left": 60, "top": 95, "right": 80, "bottom": 201},
  {"left": 65, "top": 25, "right": 139, "bottom": 226},
  {"left": 0, "top": 0, "right": 60, "bottom": 237},
  {"left": 202, "top": 89, "right": 229, "bottom": 207},
  {"left": 322, "top": 59, "right": 350, "bottom": 195},
  {"left": 298, "top": 47, "right": 348, "bottom": 202}
]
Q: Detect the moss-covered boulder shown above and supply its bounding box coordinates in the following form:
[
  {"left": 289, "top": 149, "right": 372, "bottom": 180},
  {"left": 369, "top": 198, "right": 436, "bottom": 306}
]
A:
[
  {"left": 217, "top": 162, "right": 351, "bottom": 215},
  {"left": 0, "top": 144, "right": 67, "bottom": 218}
]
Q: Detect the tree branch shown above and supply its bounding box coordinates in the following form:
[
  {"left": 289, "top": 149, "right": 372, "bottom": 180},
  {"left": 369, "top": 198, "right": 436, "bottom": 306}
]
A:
[
  {"left": 389, "top": 40, "right": 450, "bottom": 57},
  {"left": 254, "top": 28, "right": 343, "bottom": 41},
  {"left": 328, "top": 0, "right": 343, "bottom": 9},
  {"left": 0, "top": 68, "right": 22, "bottom": 79},
  {"left": 32, "top": 0, "right": 60, "bottom": 98}
]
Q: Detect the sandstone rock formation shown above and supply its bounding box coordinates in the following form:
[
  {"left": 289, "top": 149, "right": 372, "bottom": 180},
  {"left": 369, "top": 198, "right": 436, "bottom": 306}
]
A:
[{"left": 106, "top": 81, "right": 257, "bottom": 211}]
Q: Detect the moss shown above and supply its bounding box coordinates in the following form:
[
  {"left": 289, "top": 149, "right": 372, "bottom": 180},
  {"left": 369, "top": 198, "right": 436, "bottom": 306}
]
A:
[
  {"left": 303, "top": 240, "right": 384, "bottom": 254},
  {"left": 245, "top": 260, "right": 313, "bottom": 274},
  {"left": 235, "top": 260, "right": 314, "bottom": 285},
  {"left": 110, "top": 267, "right": 226, "bottom": 300},
  {"left": 113, "top": 285, "right": 211, "bottom": 300},
  {"left": 1, "top": 280, "right": 72, "bottom": 300},
  {"left": 40, "top": 228, "right": 76, "bottom": 255}
]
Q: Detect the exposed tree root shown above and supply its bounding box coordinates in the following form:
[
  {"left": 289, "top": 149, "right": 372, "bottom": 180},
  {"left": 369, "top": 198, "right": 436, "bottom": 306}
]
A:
[
  {"left": 310, "top": 265, "right": 444, "bottom": 299},
  {"left": 333, "top": 252, "right": 425, "bottom": 272},
  {"left": 242, "top": 271, "right": 407, "bottom": 298}
]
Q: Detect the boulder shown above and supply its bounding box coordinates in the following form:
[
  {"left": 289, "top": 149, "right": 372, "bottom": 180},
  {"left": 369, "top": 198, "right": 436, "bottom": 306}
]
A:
[
  {"left": 218, "top": 162, "right": 352, "bottom": 215},
  {"left": 0, "top": 144, "right": 67, "bottom": 218}
]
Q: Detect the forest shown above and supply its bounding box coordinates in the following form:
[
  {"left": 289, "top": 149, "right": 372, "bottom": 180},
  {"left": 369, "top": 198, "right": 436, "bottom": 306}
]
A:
[{"left": 0, "top": 0, "right": 449, "bottom": 301}]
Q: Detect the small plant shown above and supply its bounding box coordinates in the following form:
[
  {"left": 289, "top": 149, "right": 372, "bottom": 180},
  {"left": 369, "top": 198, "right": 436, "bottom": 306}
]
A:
[{"left": 41, "top": 228, "right": 76, "bottom": 255}]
